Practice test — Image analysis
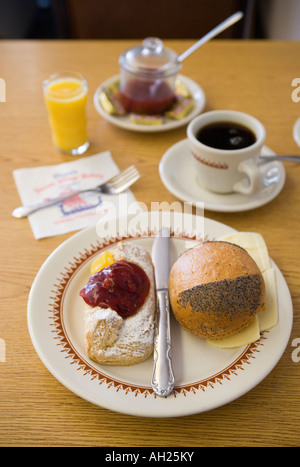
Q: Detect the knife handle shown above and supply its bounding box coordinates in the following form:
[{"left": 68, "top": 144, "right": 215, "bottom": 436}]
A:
[{"left": 151, "top": 290, "right": 175, "bottom": 397}]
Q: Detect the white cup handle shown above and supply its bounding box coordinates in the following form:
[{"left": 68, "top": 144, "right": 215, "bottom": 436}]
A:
[{"left": 233, "top": 159, "right": 263, "bottom": 195}]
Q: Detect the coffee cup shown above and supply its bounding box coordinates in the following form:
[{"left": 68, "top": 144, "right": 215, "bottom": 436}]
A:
[{"left": 187, "top": 110, "right": 266, "bottom": 194}]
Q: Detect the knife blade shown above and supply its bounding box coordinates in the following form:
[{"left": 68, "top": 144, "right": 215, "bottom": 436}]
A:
[{"left": 151, "top": 227, "right": 175, "bottom": 397}]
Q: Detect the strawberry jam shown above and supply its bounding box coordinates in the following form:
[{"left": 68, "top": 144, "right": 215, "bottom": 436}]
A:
[
  {"left": 80, "top": 260, "right": 150, "bottom": 319},
  {"left": 120, "top": 79, "right": 175, "bottom": 114}
]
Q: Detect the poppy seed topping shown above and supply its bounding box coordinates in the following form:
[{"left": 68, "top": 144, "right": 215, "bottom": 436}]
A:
[{"left": 178, "top": 273, "right": 262, "bottom": 318}]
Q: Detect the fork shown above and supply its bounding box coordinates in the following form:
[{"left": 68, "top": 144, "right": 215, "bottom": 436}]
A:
[
  {"left": 259, "top": 155, "right": 300, "bottom": 164},
  {"left": 12, "top": 165, "right": 140, "bottom": 218}
]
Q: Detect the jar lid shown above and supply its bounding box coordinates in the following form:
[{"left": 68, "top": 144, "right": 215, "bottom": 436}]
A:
[{"left": 119, "top": 37, "right": 181, "bottom": 78}]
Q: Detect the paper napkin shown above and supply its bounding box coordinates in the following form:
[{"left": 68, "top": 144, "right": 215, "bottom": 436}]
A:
[{"left": 13, "top": 151, "right": 138, "bottom": 239}]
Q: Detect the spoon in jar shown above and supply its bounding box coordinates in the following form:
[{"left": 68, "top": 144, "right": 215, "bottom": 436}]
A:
[{"left": 177, "top": 11, "right": 244, "bottom": 63}]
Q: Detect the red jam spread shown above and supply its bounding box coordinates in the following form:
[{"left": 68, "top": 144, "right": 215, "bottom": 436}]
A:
[
  {"left": 80, "top": 260, "right": 150, "bottom": 319},
  {"left": 120, "top": 79, "right": 175, "bottom": 114}
]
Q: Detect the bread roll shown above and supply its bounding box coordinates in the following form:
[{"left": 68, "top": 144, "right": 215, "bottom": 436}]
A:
[
  {"left": 169, "top": 241, "right": 265, "bottom": 339},
  {"left": 81, "top": 242, "right": 155, "bottom": 365}
]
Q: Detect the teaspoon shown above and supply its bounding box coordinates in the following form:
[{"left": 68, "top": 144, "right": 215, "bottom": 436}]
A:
[
  {"left": 259, "top": 155, "right": 300, "bottom": 164},
  {"left": 177, "top": 11, "right": 244, "bottom": 63}
]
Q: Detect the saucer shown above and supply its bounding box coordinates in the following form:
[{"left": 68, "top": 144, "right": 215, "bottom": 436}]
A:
[
  {"left": 93, "top": 74, "right": 206, "bottom": 133},
  {"left": 159, "top": 139, "right": 286, "bottom": 212}
]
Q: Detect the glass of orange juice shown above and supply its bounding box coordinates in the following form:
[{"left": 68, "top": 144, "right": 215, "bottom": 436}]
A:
[{"left": 43, "top": 71, "right": 89, "bottom": 155}]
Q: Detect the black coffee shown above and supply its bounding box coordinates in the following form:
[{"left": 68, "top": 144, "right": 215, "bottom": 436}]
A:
[{"left": 196, "top": 121, "right": 256, "bottom": 150}]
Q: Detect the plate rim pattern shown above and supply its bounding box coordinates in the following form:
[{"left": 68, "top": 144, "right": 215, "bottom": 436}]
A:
[{"left": 48, "top": 229, "right": 267, "bottom": 399}]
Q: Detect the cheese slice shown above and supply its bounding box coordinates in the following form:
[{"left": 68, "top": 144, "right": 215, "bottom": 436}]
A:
[
  {"left": 207, "top": 316, "right": 260, "bottom": 349},
  {"left": 259, "top": 268, "right": 278, "bottom": 331},
  {"left": 205, "top": 232, "right": 278, "bottom": 349},
  {"left": 219, "top": 232, "right": 271, "bottom": 272}
]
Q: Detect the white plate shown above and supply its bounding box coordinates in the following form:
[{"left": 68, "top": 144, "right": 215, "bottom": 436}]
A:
[
  {"left": 27, "top": 212, "right": 293, "bottom": 418},
  {"left": 93, "top": 74, "right": 206, "bottom": 133},
  {"left": 159, "top": 139, "right": 286, "bottom": 212}
]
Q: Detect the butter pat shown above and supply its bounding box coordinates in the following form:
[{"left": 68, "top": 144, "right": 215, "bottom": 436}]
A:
[
  {"left": 175, "top": 79, "right": 191, "bottom": 98},
  {"left": 129, "top": 114, "right": 164, "bottom": 125},
  {"left": 165, "top": 98, "right": 194, "bottom": 120},
  {"left": 99, "top": 87, "right": 126, "bottom": 116}
]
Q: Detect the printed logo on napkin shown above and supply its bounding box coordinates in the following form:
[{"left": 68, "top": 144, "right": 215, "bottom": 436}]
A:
[{"left": 13, "top": 151, "right": 138, "bottom": 239}]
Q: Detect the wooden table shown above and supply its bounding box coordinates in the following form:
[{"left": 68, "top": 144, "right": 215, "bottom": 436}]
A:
[{"left": 1, "top": 40, "right": 299, "bottom": 447}]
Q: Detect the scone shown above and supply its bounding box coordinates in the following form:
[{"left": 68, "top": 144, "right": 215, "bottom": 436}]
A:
[
  {"left": 168, "top": 241, "right": 265, "bottom": 339},
  {"left": 80, "top": 242, "right": 156, "bottom": 365}
]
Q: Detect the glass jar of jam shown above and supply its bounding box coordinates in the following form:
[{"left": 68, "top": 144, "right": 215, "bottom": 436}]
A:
[{"left": 119, "top": 37, "right": 181, "bottom": 114}]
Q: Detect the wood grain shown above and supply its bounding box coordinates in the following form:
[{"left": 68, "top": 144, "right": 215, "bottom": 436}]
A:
[{"left": 0, "top": 40, "right": 299, "bottom": 447}]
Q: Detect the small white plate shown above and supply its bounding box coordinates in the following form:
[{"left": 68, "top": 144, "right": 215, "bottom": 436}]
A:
[
  {"left": 159, "top": 139, "right": 286, "bottom": 212},
  {"left": 93, "top": 74, "right": 206, "bottom": 133},
  {"left": 27, "top": 212, "right": 293, "bottom": 418}
]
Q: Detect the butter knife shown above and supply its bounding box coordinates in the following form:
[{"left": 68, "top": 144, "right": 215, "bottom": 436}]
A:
[{"left": 151, "top": 227, "right": 175, "bottom": 397}]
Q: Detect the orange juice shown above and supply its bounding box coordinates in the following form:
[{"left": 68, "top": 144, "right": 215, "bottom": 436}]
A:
[{"left": 43, "top": 72, "right": 89, "bottom": 155}]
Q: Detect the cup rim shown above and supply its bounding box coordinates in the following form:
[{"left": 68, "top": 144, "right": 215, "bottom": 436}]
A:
[
  {"left": 187, "top": 110, "right": 266, "bottom": 156},
  {"left": 43, "top": 71, "right": 88, "bottom": 99}
]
